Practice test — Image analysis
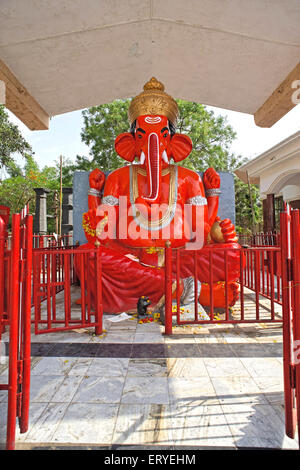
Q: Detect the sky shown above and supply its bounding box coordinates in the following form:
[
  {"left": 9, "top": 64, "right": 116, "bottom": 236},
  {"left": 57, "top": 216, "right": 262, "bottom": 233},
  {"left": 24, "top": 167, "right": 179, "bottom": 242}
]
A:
[{"left": 6, "top": 102, "right": 300, "bottom": 171}]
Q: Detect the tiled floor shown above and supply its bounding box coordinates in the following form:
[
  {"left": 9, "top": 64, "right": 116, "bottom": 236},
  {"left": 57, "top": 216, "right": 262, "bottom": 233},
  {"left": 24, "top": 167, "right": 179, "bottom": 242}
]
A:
[{"left": 0, "top": 288, "right": 299, "bottom": 450}]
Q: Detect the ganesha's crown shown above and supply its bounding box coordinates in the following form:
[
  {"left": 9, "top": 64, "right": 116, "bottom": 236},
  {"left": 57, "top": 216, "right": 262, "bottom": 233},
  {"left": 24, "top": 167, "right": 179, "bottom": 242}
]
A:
[{"left": 128, "top": 77, "right": 179, "bottom": 127}]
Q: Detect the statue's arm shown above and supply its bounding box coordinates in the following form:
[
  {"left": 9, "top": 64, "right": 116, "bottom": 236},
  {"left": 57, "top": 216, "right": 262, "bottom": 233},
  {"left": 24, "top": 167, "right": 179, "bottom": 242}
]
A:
[
  {"left": 203, "top": 168, "right": 238, "bottom": 244},
  {"left": 88, "top": 169, "right": 106, "bottom": 210},
  {"left": 202, "top": 168, "right": 220, "bottom": 230}
]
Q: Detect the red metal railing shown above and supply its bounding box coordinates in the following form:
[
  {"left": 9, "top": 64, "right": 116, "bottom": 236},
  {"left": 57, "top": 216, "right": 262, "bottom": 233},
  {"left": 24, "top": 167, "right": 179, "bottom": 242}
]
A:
[
  {"left": 0, "top": 212, "right": 33, "bottom": 450},
  {"left": 164, "top": 243, "right": 283, "bottom": 334},
  {"left": 32, "top": 233, "right": 73, "bottom": 249},
  {"left": 242, "top": 246, "right": 282, "bottom": 306},
  {"left": 239, "top": 230, "right": 279, "bottom": 247},
  {"left": 33, "top": 245, "right": 103, "bottom": 335},
  {"left": 5, "top": 233, "right": 73, "bottom": 250}
]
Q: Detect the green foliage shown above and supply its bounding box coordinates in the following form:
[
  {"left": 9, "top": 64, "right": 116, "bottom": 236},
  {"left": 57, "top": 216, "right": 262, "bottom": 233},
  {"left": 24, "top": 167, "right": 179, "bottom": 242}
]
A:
[
  {"left": 81, "top": 100, "right": 131, "bottom": 172},
  {"left": 0, "top": 105, "right": 32, "bottom": 173}
]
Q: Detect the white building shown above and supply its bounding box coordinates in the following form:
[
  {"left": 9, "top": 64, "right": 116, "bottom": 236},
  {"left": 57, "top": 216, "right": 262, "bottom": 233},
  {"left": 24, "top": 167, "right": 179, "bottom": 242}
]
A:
[{"left": 235, "top": 130, "right": 300, "bottom": 231}]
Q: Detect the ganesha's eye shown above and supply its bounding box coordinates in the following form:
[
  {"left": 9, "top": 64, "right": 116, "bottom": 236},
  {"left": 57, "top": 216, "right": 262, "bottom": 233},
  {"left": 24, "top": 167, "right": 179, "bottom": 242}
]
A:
[
  {"left": 161, "top": 127, "right": 169, "bottom": 138},
  {"left": 136, "top": 127, "right": 145, "bottom": 139}
]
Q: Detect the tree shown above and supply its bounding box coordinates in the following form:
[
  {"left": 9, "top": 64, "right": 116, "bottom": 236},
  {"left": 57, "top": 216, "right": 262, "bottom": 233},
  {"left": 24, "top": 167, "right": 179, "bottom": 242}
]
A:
[
  {"left": 81, "top": 100, "right": 131, "bottom": 172},
  {"left": 0, "top": 105, "right": 33, "bottom": 175}
]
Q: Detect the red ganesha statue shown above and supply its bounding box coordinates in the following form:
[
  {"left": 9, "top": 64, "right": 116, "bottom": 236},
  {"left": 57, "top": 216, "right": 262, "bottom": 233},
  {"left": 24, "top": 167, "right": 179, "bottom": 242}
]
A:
[{"left": 78, "top": 78, "right": 240, "bottom": 314}]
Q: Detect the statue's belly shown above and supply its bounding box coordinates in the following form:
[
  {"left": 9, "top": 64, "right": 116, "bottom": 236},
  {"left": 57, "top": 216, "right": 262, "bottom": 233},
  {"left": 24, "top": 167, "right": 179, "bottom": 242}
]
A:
[{"left": 115, "top": 205, "right": 205, "bottom": 249}]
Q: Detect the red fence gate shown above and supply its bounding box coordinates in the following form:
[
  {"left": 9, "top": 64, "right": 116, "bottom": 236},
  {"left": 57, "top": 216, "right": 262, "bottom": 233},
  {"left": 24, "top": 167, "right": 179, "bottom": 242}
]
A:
[
  {"left": 281, "top": 210, "right": 300, "bottom": 444},
  {"left": 33, "top": 245, "right": 103, "bottom": 335},
  {"left": 0, "top": 212, "right": 33, "bottom": 450}
]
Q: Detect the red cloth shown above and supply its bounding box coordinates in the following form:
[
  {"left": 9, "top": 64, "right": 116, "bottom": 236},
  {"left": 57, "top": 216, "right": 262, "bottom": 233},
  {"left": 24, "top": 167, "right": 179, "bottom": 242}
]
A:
[
  {"left": 75, "top": 244, "right": 165, "bottom": 314},
  {"left": 75, "top": 242, "right": 241, "bottom": 314},
  {"left": 174, "top": 243, "right": 241, "bottom": 283}
]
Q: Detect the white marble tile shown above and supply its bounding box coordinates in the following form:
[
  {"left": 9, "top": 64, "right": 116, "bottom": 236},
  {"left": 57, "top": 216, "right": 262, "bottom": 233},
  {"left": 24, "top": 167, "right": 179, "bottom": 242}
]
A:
[
  {"left": 0, "top": 401, "right": 8, "bottom": 443},
  {"left": 20, "top": 402, "right": 69, "bottom": 443},
  {"left": 127, "top": 359, "right": 167, "bottom": 377},
  {"left": 102, "top": 333, "right": 135, "bottom": 343},
  {"left": 203, "top": 358, "right": 249, "bottom": 378},
  {"left": 72, "top": 376, "right": 124, "bottom": 404},
  {"left": 240, "top": 357, "right": 283, "bottom": 378},
  {"left": 168, "top": 402, "right": 235, "bottom": 447},
  {"left": 122, "top": 377, "right": 169, "bottom": 405},
  {"left": 51, "top": 375, "right": 83, "bottom": 403},
  {"left": 211, "top": 376, "right": 268, "bottom": 405},
  {"left": 0, "top": 374, "right": 8, "bottom": 403},
  {"left": 15, "top": 402, "right": 49, "bottom": 442},
  {"left": 113, "top": 404, "right": 173, "bottom": 445},
  {"left": 87, "top": 358, "right": 129, "bottom": 377},
  {"left": 168, "top": 377, "right": 217, "bottom": 406},
  {"left": 252, "top": 376, "right": 284, "bottom": 404},
  {"left": 166, "top": 358, "right": 208, "bottom": 378},
  {"left": 134, "top": 333, "right": 164, "bottom": 344},
  {"left": 68, "top": 358, "right": 93, "bottom": 376},
  {"left": 31, "top": 357, "right": 79, "bottom": 376},
  {"left": 136, "top": 322, "right": 162, "bottom": 334},
  {"left": 51, "top": 403, "right": 118, "bottom": 444},
  {"left": 221, "top": 403, "right": 298, "bottom": 449},
  {"left": 30, "top": 375, "right": 66, "bottom": 403}
]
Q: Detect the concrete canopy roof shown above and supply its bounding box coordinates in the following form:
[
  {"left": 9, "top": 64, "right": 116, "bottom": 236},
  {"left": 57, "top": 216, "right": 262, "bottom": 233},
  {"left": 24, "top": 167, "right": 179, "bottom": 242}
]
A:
[{"left": 0, "top": 0, "right": 299, "bottom": 130}]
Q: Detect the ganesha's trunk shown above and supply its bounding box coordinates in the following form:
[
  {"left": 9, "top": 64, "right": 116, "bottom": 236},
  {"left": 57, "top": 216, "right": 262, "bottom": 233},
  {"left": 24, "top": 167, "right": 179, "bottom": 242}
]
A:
[{"left": 143, "top": 133, "right": 161, "bottom": 204}]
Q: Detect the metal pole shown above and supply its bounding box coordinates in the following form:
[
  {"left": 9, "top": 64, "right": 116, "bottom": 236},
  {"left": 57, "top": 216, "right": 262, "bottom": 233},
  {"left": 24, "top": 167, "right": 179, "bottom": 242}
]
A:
[
  {"left": 164, "top": 241, "right": 173, "bottom": 335},
  {"left": 59, "top": 155, "right": 63, "bottom": 237},
  {"left": 6, "top": 214, "right": 21, "bottom": 450},
  {"left": 280, "top": 210, "right": 297, "bottom": 439}
]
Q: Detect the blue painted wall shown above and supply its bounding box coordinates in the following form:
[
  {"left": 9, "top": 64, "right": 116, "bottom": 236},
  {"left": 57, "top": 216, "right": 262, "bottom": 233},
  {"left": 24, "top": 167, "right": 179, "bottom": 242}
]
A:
[{"left": 73, "top": 169, "right": 235, "bottom": 245}]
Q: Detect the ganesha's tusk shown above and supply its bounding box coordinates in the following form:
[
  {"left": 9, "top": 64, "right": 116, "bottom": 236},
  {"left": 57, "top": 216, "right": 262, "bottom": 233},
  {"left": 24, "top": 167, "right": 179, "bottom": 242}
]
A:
[
  {"left": 140, "top": 151, "right": 146, "bottom": 165},
  {"left": 162, "top": 150, "right": 169, "bottom": 164}
]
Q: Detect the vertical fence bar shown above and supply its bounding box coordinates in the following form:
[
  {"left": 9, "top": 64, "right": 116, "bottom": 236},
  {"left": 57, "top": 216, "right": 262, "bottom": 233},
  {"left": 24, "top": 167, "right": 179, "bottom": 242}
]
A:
[
  {"left": 240, "top": 249, "right": 245, "bottom": 321},
  {"left": 6, "top": 214, "right": 20, "bottom": 450},
  {"left": 46, "top": 253, "right": 52, "bottom": 331},
  {"left": 80, "top": 253, "right": 86, "bottom": 325},
  {"left": 64, "top": 253, "right": 71, "bottom": 328},
  {"left": 291, "top": 209, "right": 300, "bottom": 446},
  {"left": 254, "top": 250, "right": 260, "bottom": 321},
  {"left": 224, "top": 250, "right": 229, "bottom": 321},
  {"left": 164, "top": 241, "right": 173, "bottom": 335},
  {"left": 281, "top": 211, "right": 297, "bottom": 439},
  {"left": 0, "top": 216, "right": 5, "bottom": 327},
  {"left": 19, "top": 215, "right": 33, "bottom": 434},
  {"left": 209, "top": 250, "right": 214, "bottom": 321},
  {"left": 176, "top": 250, "right": 181, "bottom": 325},
  {"left": 194, "top": 250, "right": 198, "bottom": 322},
  {"left": 95, "top": 243, "right": 103, "bottom": 335},
  {"left": 51, "top": 251, "right": 57, "bottom": 321},
  {"left": 270, "top": 251, "right": 275, "bottom": 320}
]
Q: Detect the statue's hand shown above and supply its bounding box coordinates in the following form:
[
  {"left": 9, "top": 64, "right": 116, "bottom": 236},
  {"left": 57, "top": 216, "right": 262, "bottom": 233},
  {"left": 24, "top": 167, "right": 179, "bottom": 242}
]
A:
[
  {"left": 219, "top": 218, "right": 238, "bottom": 243},
  {"left": 89, "top": 169, "right": 105, "bottom": 191},
  {"left": 203, "top": 167, "right": 220, "bottom": 190}
]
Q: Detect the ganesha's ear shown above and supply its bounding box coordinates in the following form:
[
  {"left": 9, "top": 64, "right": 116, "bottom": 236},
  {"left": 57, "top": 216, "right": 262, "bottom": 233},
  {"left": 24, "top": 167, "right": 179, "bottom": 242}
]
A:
[
  {"left": 115, "top": 132, "right": 136, "bottom": 162},
  {"left": 169, "top": 134, "right": 193, "bottom": 162}
]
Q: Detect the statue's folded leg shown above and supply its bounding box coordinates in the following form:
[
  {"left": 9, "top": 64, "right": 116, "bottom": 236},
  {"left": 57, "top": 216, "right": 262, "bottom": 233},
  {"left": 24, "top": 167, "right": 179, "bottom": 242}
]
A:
[{"left": 74, "top": 243, "right": 168, "bottom": 314}]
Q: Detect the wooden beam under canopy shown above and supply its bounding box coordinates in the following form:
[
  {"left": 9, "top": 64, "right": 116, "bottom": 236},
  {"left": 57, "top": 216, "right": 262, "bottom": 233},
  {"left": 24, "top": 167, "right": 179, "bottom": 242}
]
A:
[
  {"left": 0, "top": 59, "right": 49, "bottom": 130},
  {"left": 254, "top": 62, "right": 300, "bottom": 128}
]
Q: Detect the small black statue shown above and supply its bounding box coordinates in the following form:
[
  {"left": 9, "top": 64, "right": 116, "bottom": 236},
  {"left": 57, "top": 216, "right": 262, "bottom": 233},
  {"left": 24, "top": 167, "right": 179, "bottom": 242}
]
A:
[{"left": 137, "top": 296, "right": 151, "bottom": 317}]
